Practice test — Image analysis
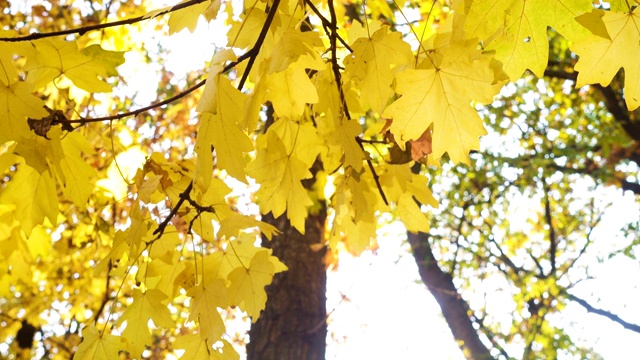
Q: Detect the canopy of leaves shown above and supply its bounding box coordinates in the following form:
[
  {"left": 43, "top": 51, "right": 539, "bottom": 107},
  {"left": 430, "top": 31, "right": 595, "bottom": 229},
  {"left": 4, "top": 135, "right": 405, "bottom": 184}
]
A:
[{"left": 0, "top": 0, "right": 638, "bottom": 358}]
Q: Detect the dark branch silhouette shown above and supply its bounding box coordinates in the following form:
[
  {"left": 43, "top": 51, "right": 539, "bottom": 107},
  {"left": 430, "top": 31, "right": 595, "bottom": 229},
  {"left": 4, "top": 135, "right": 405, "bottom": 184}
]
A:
[
  {"left": 66, "top": 0, "right": 280, "bottom": 125},
  {"left": 567, "top": 293, "right": 640, "bottom": 334},
  {"left": 0, "top": 0, "right": 209, "bottom": 42}
]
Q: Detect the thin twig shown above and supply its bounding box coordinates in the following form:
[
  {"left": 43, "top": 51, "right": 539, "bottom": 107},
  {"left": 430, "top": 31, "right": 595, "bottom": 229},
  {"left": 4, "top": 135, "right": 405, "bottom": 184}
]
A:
[
  {"left": 355, "top": 137, "right": 388, "bottom": 205},
  {"left": 567, "top": 293, "right": 640, "bottom": 333},
  {"left": 326, "top": 0, "right": 351, "bottom": 120},
  {"left": 0, "top": 0, "right": 209, "bottom": 42},
  {"left": 153, "top": 181, "right": 194, "bottom": 237},
  {"left": 237, "top": 0, "right": 282, "bottom": 90},
  {"left": 67, "top": 43, "right": 256, "bottom": 124},
  {"left": 303, "top": 0, "right": 353, "bottom": 53}
]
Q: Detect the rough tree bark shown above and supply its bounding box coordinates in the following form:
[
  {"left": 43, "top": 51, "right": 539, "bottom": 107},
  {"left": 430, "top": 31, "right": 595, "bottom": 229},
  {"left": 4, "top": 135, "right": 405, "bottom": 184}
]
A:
[
  {"left": 247, "top": 208, "right": 327, "bottom": 360},
  {"left": 407, "top": 231, "right": 494, "bottom": 360}
]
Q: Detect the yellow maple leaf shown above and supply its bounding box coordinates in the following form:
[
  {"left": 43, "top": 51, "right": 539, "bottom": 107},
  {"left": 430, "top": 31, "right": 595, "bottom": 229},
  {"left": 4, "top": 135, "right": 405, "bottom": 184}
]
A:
[
  {"left": 147, "top": 253, "right": 187, "bottom": 299},
  {"left": 227, "top": 251, "right": 275, "bottom": 320},
  {"left": 25, "top": 38, "right": 124, "bottom": 92},
  {"left": 0, "top": 31, "right": 48, "bottom": 142},
  {"left": 217, "top": 214, "right": 280, "bottom": 240},
  {"left": 148, "top": 229, "right": 181, "bottom": 261},
  {"left": 25, "top": 225, "right": 51, "bottom": 259},
  {"left": 59, "top": 132, "right": 97, "bottom": 209},
  {"left": 268, "top": 29, "right": 325, "bottom": 74},
  {"left": 607, "top": 0, "right": 640, "bottom": 12},
  {"left": 382, "top": 34, "right": 500, "bottom": 164},
  {"left": 0, "top": 164, "right": 57, "bottom": 235},
  {"left": 247, "top": 120, "right": 324, "bottom": 232},
  {"left": 186, "top": 278, "right": 228, "bottom": 341},
  {"left": 117, "top": 289, "right": 174, "bottom": 357},
  {"left": 344, "top": 26, "right": 413, "bottom": 114},
  {"left": 0, "top": 82, "right": 48, "bottom": 143},
  {"left": 167, "top": 0, "right": 220, "bottom": 33},
  {"left": 204, "top": 238, "right": 287, "bottom": 280},
  {"left": 265, "top": 61, "right": 320, "bottom": 119},
  {"left": 199, "top": 112, "right": 253, "bottom": 184},
  {"left": 75, "top": 325, "right": 122, "bottom": 360},
  {"left": 379, "top": 164, "right": 437, "bottom": 233},
  {"left": 572, "top": 8, "right": 640, "bottom": 110},
  {"left": 196, "top": 51, "right": 252, "bottom": 185},
  {"left": 464, "top": 0, "right": 592, "bottom": 78},
  {"left": 174, "top": 334, "right": 216, "bottom": 359},
  {"left": 174, "top": 335, "right": 239, "bottom": 360}
]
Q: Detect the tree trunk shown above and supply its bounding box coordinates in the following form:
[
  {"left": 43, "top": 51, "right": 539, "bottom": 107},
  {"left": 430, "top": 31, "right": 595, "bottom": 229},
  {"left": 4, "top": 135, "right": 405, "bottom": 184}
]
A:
[
  {"left": 247, "top": 208, "right": 327, "bottom": 360},
  {"left": 407, "top": 231, "right": 494, "bottom": 360}
]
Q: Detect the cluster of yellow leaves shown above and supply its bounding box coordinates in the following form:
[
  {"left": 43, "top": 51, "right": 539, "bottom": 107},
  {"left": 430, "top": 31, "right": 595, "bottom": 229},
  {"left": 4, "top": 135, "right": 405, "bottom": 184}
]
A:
[{"left": 75, "top": 153, "right": 285, "bottom": 359}]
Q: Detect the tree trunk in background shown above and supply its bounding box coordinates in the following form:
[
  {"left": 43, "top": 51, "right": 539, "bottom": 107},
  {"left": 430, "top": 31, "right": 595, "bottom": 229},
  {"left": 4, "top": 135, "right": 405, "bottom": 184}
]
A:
[
  {"left": 247, "top": 208, "right": 327, "bottom": 360},
  {"left": 407, "top": 231, "right": 493, "bottom": 360}
]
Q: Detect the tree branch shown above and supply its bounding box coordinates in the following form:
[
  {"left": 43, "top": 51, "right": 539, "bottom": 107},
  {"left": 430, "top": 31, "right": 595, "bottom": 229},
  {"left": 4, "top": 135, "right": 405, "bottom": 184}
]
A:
[
  {"left": 407, "top": 231, "right": 494, "bottom": 360},
  {"left": 325, "top": 0, "right": 351, "bottom": 120},
  {"left": 567, "top": 293, "right": 640, "bottom": 334},
  {"left": 237, "top": 0, "right": 282, "bottom": 90},
  {"left": 0, "top": 0, "right": 209, "bottom": 42},
  {"left": 67, "top": 79, "right": 207, "bottom": 124},
  {"left": 543, "top": 67, "right": 640, "bottom": 142},
  {"left": 356, "top": 137, "right": 389, "bottom": 205},
  {"left": 303, "top": 0, "right": 352, "bottom": 53},
  {"left": 66, "top": 5, "right": 280, "bottom": 125},
  {"left": 152, "top": 181, "right": 194, "bottom": 237},
  {"left": 542, "top": 183, "right": 557, "bottom": 276}
]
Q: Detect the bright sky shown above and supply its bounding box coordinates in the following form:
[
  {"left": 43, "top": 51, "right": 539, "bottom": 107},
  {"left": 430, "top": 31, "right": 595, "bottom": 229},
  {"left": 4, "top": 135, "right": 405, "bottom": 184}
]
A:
[{"left": 99, "top": 1, "right": 640, "bottom": 358}]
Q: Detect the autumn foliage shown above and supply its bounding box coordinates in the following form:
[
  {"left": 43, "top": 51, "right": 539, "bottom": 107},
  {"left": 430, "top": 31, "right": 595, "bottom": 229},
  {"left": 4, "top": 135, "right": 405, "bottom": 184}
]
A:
[{"left": 0, "top": 0, "right": 639, "bottom": 358}]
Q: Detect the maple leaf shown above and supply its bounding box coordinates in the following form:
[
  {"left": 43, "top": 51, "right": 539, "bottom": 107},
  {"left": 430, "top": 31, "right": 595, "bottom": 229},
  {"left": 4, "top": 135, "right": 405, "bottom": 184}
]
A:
[
  {"left": 196, "top": 51, "right": 252, "bottom": 185},
  {"left": 0, "top": 164, "right": 57, "bottom": 235},
  {"left": 147, "top": 253, "right": 187, "bottom": 299},
  {"left": 344, "top": 26, "right": 413, "bottom": 114},
  {"left": 605, "top": 0, "right": 640, "bottom": 12},
  {"left": 0, "top": 32, "right": 49, "bottom": 144},
  {"left": 265, "top": 61, "right": 320, "bottom": 119},
  {"left": 174, "top": 334, "right": 217, "bottom": 359},
  {"left": 227, "top": 250, "right": 276, "bottom": 320},
  {"left": 572, "top": 8, "right": 640, "bottom": 110},
  {"left": 25, "top": 225, "right": 51, "bottom": 259},
  {"left": 218, "top": 214, "right": 280, "bottom": 240},
  {"left": 167, "top": 0, "right": 220, "bottom": 33},
  {"left": 247, "top": 120, "right": 324, "bottom": 232},
  {"left": 117, "top": 289, "right": 174, "bottom": 357},
  {"left": 464, "top": 0, "right": 593, "bottom": 78},
  {"left": 268, "top": 29, "right": 325, "bottom": 74},
  {"left": 0, "top": 82, "right": 48, "bottom": 143},
  {"left": 204, "top": 238, "right": 287, "bottom": 281},
  {"left": 59, "top": 132, "right": 97, "bottom": 209},
  {"left": 174, "top": 335, "right": 239, "bottom": 360},
  {"left": 382, "top": 34, "right": 500, "bottom": 164},
  {"left": 335, "top": 117, "right": 365, "bottom": 171},
  {"left": 380, "top": 164, "right": 437, "bottom": 233},
  {"left": 186, "top": 278, "right": 228, "bottom": 341},
  {"left": 247, "top": 131, "right": 312, "bottom": 232},
  {"left": 25, "top": 38, "right": 124, "bottom": 92},
  {"left": 75, "top": 325, "right": 122, "bottom": 360}
]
